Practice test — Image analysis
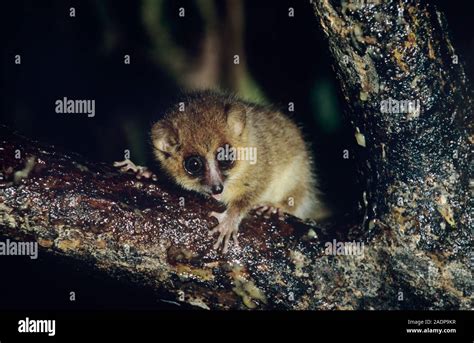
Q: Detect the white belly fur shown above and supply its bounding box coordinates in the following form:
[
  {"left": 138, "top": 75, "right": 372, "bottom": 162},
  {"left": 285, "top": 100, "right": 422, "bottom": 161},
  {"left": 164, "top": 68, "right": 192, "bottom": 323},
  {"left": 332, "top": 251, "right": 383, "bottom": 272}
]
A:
[{"left": 257, "top": 157, "right": 304, "bottom": 207}]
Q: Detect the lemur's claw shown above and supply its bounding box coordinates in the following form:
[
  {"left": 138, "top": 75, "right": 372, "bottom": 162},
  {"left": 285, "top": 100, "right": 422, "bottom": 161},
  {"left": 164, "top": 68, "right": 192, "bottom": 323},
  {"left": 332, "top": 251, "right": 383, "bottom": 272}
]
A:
[
  {"left": 209, "top": 210, "right": 240, "bottom": 253},
  {"left": 114, "top": 159, "right": 157, "bottom": 181}
]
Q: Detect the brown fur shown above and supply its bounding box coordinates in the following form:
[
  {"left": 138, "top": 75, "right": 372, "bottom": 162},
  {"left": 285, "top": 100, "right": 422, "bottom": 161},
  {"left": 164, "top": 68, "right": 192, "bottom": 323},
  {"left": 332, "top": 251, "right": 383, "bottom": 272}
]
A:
[{"left": 151, "top": 91, "right": 326, "bottom": 222}]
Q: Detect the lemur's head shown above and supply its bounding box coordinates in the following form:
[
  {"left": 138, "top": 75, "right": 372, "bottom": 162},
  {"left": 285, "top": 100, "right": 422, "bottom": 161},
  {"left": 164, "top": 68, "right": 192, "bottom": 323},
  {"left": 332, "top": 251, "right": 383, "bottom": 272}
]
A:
[{"left": 151, "top": 93, "right": 249, "bottom": 201}]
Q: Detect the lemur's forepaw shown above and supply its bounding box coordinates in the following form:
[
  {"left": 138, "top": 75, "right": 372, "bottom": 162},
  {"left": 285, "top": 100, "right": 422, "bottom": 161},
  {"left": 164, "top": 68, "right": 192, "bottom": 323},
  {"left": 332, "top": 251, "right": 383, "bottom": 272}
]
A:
[
  {"left": 209, "top": 211, "right": 240, "bottom": 253},
  {"left": 114, "top": 159, "right": 157, "bottom": 181},
  {"left": 254, "top": 205, "right": 286, "bottom": 221}
]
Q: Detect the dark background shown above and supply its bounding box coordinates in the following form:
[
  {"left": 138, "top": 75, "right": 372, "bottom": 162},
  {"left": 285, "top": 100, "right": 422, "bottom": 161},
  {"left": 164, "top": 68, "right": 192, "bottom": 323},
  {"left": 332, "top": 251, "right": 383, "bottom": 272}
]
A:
[{"left": 0, "top": 0, "right": 473, "bottom": 309}]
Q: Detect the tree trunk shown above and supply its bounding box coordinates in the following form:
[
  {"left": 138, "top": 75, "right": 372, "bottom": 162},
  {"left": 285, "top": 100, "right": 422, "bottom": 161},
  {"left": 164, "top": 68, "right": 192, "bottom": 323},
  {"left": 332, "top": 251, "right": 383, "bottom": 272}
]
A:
[{"left": 310, "top": 0, "right": 472, "bottom": 308}]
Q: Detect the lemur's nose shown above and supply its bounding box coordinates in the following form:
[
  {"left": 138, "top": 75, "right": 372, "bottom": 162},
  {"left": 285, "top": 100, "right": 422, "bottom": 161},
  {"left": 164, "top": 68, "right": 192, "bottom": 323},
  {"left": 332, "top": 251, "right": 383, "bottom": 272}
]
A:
[{"left": 211, "top": 184, "right": 223, "bottom": 195}]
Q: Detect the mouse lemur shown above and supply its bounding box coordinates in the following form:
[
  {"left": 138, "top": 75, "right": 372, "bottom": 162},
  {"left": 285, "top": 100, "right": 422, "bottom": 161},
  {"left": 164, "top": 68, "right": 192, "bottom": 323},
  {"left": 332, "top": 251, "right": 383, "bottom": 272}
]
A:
[{"left": 150, "top": 91, "right": 327, "bottom": 253}]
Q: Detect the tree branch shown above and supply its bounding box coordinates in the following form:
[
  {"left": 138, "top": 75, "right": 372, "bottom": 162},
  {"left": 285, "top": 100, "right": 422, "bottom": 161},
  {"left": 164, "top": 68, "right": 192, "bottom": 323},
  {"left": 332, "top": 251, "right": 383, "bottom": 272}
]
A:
[{"left": 0, "top": 127, "right": 335, "bottom": 310}]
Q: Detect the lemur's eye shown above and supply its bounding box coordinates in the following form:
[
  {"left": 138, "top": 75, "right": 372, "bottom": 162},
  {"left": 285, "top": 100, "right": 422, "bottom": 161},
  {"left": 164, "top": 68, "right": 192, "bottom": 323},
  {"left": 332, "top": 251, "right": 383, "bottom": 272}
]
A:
[
  {"left": 217, "top": 156, "right": 234, "bottom": 170},
  {"left": 216, "top": 145, "right": 235, "bottom": 170},
  {"left": 184, "top": 155, "right": 204, "bottom": 176}
]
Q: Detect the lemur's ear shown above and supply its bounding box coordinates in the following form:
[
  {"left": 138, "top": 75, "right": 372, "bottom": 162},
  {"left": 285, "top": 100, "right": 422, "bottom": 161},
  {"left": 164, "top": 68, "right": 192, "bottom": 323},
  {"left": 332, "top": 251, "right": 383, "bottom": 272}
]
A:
[
  {"left": 151, "top": 120, "right": 179, "bottom": 158},
  {"left": 225, "top": 103, "right": 247, "bottom": 136}
]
